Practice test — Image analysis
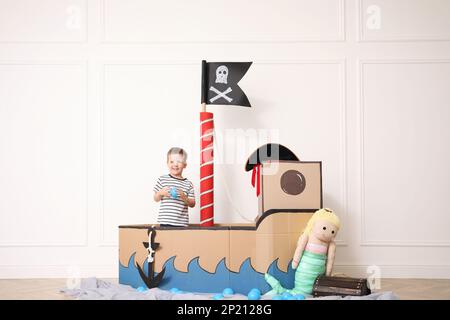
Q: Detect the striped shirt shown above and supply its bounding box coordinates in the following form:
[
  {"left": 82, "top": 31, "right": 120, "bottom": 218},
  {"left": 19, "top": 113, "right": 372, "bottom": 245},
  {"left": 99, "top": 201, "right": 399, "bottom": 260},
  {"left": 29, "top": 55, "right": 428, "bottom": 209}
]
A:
[{"left": 153, "top": 174, "right": 195, "bottom": 227}]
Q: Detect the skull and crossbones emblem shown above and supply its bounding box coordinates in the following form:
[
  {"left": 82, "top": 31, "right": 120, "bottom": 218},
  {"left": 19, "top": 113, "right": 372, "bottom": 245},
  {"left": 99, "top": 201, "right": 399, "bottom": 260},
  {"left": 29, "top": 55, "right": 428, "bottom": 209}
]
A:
[{"left": 209, "top": 65, "right": 233, "bottom": 103}]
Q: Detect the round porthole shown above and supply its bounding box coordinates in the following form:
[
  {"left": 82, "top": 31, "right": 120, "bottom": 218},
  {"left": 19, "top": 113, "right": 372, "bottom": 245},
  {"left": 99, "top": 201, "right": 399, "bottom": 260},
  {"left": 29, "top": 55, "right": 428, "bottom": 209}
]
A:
[{"left": 280, "top": 170, "right": 306, "bottom": 195}]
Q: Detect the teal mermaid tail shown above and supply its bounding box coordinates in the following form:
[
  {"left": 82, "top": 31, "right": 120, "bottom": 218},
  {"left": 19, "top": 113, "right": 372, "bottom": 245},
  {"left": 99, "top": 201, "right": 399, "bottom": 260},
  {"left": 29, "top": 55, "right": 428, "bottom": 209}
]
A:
[
  {"left": 264, "top": 273, "right": 309, "bottom": 296},
  {"left": 264, "top": 273, "right": 285, "bottom": 295},
  {"left": 265, "top": 250, "right": 326, "bottom": 296}
]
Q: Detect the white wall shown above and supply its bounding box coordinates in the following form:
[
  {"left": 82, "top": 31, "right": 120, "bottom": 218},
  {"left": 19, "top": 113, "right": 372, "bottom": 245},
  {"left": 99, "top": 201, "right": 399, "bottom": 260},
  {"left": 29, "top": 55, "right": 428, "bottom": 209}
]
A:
[{"left": 0, "top": 0, "right": 449, "bottom": 279}]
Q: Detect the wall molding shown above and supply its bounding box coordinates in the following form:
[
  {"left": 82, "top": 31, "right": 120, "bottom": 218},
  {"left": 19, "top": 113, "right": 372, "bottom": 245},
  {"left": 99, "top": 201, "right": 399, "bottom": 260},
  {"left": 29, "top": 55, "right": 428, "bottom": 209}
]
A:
[
  {"left": 0, "top": 264, "right": 116, "bottom": 279},
  {"left": 358, "top": 58, "right": 450, "bottom": 247},
  {"left": 98, "top": 59, "right": 348, "bottom": 247},
  {"left": 0, "top": 60, "right": 89, "bottom": 247},
  {"left": 357, "top": 0, "right": 450, "bottom": 42},
  {"left": 100, "top": 0, "right": 346, "bottom": 44},
  {"left": 334, "top": 264, "right": 450, "bottom": 279},
  {"left": 0, "top": 0, "right": 88, "bottom": 44}
]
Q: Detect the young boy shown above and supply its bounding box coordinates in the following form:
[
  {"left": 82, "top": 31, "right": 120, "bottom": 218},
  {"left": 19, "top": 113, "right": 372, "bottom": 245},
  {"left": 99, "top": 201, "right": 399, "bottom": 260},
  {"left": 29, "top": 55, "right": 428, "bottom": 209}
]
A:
[{"left": 153, "top": 147, "right": 195, "bottom": 227}]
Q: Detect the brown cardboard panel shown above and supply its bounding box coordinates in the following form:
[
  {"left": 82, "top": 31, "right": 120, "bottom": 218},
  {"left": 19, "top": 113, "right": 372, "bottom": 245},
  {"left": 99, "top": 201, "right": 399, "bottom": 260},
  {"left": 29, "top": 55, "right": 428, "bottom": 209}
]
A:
[
  {"left": 254, "top": 233, "right": 293, "bottom": 273},
  {"left": 120, "top": 211, "right": 310, "bottom": 274},
  {"left": 261, "top": 161, "right": 322, "bottom": 214},
  {"left": 153, "top": 229, "right": 229, "bottom": 273},
  {"left": 229, "top": 231, "right": 293, "bottom": 274},
  {"left": 288, "top": 213, "right": 313, "bottom": 257},
  {"left": 119, "top": 228, "right": 149, "bottom": 268},
  {"left": 228, "top": 230, "right": 256, "bottom": 273},
  {"left": 255, "top": 212, "right": 289, "bottom": 234},
  {"left": 288, "top": 212, "right": 314, "bottom": 234},
  {"left": 289, "top": 232, "right": 301, "bottom": 253}
]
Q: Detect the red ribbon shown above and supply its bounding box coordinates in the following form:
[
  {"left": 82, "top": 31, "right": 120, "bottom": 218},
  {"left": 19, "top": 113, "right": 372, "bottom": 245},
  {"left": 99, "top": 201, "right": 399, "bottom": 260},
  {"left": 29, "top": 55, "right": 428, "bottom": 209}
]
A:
[{"left": 251, "top": 164, "right": 261, "bottom": 197}]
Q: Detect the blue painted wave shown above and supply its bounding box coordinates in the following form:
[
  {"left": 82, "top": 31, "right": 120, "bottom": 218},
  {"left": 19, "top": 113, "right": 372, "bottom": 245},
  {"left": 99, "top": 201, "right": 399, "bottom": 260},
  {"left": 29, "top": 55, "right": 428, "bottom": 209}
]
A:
[
  {"left": 119, "top": 253, "right": 149, "bottom": 289},
  {"left": 119, "top": 253, "right": 295, "bottom": 294}
]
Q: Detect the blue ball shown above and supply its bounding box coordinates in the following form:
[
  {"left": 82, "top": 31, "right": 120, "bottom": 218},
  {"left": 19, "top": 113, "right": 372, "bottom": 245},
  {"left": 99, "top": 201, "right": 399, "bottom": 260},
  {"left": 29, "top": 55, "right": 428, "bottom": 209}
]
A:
[
  {"left": 287, "top": 296, "right": 297, "bottom": 300},
  {"left": 170, "top": 187, "right": 178, "bottom": 199},
  {"left": 272, "top": 295, "right": 283, "bottom": 300},
  {"left": 281, "top": 292, "right": 292, "bottom": 300},
  {"left": 222, "top": 288, "right": 234, "bottom": 296},
  {"left": 213, "top": 294, "right": 224, "bottom": 300},
  {"left": 295, "top": 294, "right": 305, "bottom": 300},
  {"left": 247, "top": 288, "right": 261, "bottom": 300},
  {"left": 249, "top": 288, "right": 261, "bottom": 295},
  {"left": 136, "top": 286, "right": 146, "bottom": 292}
]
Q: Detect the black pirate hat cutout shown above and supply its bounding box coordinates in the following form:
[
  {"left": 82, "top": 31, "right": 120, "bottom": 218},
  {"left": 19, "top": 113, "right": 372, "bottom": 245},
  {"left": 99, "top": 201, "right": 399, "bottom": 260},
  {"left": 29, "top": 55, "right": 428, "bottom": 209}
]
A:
[
  {"left": 245, "top": 143, "right": 299, "bottom": 172},
  {"left": 245, "top": 143, "right": 299, "bottom": 196}
]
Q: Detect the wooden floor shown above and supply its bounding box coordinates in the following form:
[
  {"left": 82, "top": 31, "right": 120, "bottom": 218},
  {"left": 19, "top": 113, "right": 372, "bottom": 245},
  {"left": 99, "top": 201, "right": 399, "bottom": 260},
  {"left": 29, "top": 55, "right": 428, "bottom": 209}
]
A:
[{"left": 0, "top": 278, "right": 449, "bottom": 300}]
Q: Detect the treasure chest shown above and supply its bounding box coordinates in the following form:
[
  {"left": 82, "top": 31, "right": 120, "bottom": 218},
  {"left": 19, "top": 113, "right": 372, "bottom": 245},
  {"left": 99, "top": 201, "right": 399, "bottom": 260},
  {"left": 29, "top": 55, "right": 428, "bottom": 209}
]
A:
[{"left": 312, "top": 276, "right": 371, "bottom": 297}]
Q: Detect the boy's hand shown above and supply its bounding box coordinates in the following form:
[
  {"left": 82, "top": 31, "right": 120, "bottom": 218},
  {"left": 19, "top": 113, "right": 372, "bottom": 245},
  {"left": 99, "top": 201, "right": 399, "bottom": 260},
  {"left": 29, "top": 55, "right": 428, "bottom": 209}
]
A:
[
  {"left": 159, "top": 187, "right": 171, "bottom": 198},
  {"left": 177, "top": 189, "right": 188, "bottom": 203}
]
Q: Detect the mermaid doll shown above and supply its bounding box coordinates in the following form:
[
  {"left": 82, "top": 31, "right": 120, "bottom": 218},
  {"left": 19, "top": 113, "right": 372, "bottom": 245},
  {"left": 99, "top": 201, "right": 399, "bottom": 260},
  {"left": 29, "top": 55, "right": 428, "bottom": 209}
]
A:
[{"left": 265, "top": 208, "right": 341, "bottom": 296}]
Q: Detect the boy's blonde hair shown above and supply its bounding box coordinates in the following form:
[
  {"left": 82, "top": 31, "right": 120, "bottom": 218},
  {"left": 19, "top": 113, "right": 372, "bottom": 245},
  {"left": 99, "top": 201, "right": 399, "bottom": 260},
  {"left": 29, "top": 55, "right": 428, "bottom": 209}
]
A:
[
  {"left": 167, "top": 147, "right": 187, "bottom": 163},
  {"left": 303, "top": 208, "right": 340, "bottom": 236}
]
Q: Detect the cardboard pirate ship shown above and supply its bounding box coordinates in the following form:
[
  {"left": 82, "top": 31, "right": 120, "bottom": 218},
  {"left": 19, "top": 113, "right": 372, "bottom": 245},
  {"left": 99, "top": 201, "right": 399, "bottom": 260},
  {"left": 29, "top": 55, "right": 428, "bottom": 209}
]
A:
[{"left": 119, "top": 143, "right": 323, "bottom": 294}]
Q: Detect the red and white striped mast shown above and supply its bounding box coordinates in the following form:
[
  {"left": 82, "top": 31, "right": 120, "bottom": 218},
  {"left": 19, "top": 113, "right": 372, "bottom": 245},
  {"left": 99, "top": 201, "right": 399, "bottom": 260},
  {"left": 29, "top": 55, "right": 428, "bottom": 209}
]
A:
[{"left": 200, "top": 61, "right": 214, "bottom": 227}]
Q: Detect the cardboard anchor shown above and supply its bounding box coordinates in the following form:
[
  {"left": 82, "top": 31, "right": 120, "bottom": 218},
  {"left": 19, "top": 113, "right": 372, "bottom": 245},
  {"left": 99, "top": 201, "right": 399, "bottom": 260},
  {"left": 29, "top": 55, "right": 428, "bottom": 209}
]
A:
[{"left": 136, "top": 227, "right": 166, "bottom": 289}]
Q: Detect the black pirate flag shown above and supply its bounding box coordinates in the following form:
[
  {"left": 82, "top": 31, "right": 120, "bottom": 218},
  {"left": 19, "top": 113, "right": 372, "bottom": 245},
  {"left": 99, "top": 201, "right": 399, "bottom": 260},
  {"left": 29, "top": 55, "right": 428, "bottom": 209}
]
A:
[{"left": 201, "top": 60, "right": 252, "bottom": 107}]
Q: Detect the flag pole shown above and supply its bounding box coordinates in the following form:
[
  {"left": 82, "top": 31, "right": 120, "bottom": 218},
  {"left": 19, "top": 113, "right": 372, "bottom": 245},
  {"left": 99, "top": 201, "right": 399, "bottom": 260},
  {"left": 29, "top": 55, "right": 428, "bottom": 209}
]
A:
[{"left": 200, "top": 62, "right": 214, "bottom": 227}]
